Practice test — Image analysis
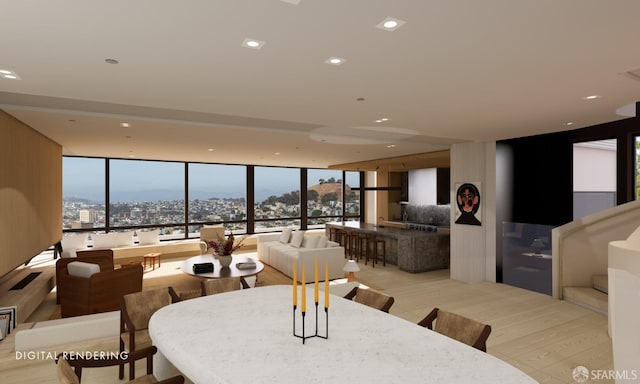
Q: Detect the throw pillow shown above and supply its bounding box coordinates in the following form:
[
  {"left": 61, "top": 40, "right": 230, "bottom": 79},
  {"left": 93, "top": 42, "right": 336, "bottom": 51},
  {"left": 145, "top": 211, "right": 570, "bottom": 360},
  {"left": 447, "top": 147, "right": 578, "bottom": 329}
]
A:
[
  {"left": 279, "top": 228, "right": 292, "bottom": 244},
  {"left": 116, "top": 231, "right": 134, "bottom": 247},
  {"left": 138, "top": 229, "right": 160, "bottom": 245},
  {"left": 60, "top": 234, "right": 88, "bottom": 258},
  {"left": 290, "top": 230, "right": 305, "bottom": 248},
  {"left": 91, "top": 233, "right": 117, "bottom": 249},
  {"left": 67, "top": 261, "right": 100, "bottom": 278},
  {"left": 317, "top": 235, "right": 328, "bottom": 248},
  {"left": 302, "top": 235, "right": 320, "bottom": 248}
]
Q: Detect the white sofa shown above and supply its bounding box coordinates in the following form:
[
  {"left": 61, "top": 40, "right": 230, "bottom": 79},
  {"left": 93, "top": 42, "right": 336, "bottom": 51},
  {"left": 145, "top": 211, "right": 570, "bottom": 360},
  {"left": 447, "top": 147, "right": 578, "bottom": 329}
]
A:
[{"left": 257, "top": 230, "right": 346, "bottom": 283}]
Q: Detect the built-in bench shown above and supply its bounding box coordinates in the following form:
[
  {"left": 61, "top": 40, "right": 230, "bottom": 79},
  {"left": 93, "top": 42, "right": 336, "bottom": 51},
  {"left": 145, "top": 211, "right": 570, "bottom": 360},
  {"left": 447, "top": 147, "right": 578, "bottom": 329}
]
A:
[{"left": 62, "top": 227, "right": 259, "bottom": 265}]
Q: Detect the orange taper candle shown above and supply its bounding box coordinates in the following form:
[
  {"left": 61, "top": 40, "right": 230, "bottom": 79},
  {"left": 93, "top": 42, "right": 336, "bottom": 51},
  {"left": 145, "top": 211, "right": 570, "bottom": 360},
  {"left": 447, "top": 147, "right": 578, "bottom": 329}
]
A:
[
  {"left": 301, "top": 264, "right": 306, "bottom": 312},
  {"left": 314, "top": 257, "right": 319, "bottom": 303},
  {"left": 324, "top": 259, "right": 329, "bottom": 308},
  {"left": 292, "top": 260, "right": 297, "bottom": 307}
]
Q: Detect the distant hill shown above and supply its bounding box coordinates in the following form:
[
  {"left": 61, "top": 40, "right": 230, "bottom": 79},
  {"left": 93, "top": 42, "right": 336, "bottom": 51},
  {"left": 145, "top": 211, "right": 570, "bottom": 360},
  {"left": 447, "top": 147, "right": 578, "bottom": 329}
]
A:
[{"left": 308, "top": 182, "right": 350, "bottom": 200}]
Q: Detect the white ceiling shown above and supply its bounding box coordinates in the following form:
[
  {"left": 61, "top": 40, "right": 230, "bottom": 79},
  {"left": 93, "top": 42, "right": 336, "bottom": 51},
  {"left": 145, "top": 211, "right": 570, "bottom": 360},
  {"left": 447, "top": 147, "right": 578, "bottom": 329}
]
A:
[{"left": 2, "top": 0, "right": 640, "bottom": 169}]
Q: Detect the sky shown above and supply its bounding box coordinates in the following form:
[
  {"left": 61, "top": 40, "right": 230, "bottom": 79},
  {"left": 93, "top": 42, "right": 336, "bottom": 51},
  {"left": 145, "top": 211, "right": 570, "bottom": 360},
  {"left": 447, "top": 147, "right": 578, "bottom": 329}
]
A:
[{"left": 63, "top": 157, "right": 358, "bottom": 203}]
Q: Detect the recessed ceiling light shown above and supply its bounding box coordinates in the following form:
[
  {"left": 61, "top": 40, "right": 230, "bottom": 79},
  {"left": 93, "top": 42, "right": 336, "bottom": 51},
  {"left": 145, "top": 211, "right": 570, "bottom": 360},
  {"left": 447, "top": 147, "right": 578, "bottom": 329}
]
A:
[
  {"left": 376, "top": 17, "right": 406, "bottom": 31},
  {"left": 384, "top": 20, "right": 398, "bottom": 28},
  {"left": 375, "top": 120, "right": 383, "bottom": 123},
  {"left": 121, "top": 122, "right": 130, "bottom": 128},
  {"left": 242, "top": 38, "right": 265, "bottom": 49},
  {"left": 387, "top": 144, "right": 396, "bottom": 148},
  {"left": 105, "top": 58, "right": 119, "bottom": 64},
  {"left": 381, "top": 118, "right": 389, "bottom": 121},
  {"left": 583, "top": 95, "right": 600, "bottom": 100},
  {"left": 280, "top": 0, "right": 301, "bottom": 4},
  {"left": 0, "top": 69, "right": 21, "bottom": 80},
  {"left": 325, "top": 56, "right": 346, "bottom": 65},
  {"left": 274, "top": 152, "right": 281, "bottom": 155},
  {"left": 565, "top": 122, "right": 574, "bottom": 126}
]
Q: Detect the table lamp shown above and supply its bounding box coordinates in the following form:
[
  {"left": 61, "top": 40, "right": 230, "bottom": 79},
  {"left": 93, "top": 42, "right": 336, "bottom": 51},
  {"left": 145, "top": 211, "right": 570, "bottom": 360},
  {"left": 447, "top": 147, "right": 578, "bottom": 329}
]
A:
[
  {"left": 343, "top": 260, "right": 360, "bottom": 282},
  {"left": 531, "top": 238, "right": 545, "bottom": 255}
]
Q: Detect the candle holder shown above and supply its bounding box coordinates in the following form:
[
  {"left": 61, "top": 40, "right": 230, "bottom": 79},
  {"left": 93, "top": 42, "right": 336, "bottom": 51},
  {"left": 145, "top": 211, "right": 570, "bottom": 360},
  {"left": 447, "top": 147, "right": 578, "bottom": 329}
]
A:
[{"left": 293, "top": 301, "right": 329, "bottom": 344}]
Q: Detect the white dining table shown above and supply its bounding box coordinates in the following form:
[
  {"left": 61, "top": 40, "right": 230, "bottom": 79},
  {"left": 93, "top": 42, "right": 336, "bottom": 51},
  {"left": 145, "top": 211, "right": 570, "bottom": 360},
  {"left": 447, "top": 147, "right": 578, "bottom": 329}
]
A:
[{"left": 148, "top": 285, "right": 536, "bottom": 384}]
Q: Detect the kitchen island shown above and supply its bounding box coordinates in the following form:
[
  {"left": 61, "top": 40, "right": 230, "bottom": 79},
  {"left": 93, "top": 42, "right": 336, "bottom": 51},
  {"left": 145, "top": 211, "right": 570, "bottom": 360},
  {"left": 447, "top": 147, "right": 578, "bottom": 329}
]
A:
[{"left": 326, "top": 221, "right": 450, "bottom": 273}]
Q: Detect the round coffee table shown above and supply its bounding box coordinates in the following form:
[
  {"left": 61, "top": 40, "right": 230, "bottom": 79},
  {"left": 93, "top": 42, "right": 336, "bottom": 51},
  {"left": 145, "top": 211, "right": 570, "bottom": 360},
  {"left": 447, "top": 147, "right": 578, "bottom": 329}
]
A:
[{"left": 180, "top": 254, "right": 264, "bottom": 279}]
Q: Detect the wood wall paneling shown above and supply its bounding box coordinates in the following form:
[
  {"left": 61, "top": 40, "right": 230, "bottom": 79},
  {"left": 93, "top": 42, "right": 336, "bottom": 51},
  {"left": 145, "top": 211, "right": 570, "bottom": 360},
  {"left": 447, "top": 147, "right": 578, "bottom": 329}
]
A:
[{"left": 0, "top": 110, "right": 62, "bottom": 278}]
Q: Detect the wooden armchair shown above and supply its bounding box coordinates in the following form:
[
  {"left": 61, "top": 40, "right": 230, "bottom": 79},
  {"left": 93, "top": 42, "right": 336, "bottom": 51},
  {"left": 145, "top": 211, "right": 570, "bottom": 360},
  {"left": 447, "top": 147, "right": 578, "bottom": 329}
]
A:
[
  {"left": 119, "top": 287, "right": 180, "bottom": 380},
  {"left": 417, "top": 307, "right": 492, "bottom": 352},
  {"left": 55, "top": 249, "right": 116, "bottom": 304},
  {"left": 56, "top": 253, "right": 143, "bottom": 318},
  {"left": 343, "top": 286, "right": 395, "bottom": 313},
  {"left": 56, "top": 346, "right": 184, "bottom": 384}
]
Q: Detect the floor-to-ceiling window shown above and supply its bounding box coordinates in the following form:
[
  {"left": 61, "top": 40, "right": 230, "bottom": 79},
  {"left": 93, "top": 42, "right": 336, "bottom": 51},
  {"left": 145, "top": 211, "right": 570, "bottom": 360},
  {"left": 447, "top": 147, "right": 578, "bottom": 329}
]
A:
[
  {"left": 188, "top": 163, "right": 247, "bottom": 235},
  {"left": 344, "top": 170, "right": 361, "bottom": 220},
  {"left": 254, "top": 166, "right": 301, "bottom": 232},
  {"left": 573, "top": 139, "right": 617, "bottom": 219},
  {"left": 62, "top": 157, "right": 106, "bottom": 230},
  {"left": 307, "top": 169, "right": 343, "bottom": 228},
  {"left": 109, "top": 159, "right": 185, "bottom": 238},
  {"left": 62, "top": 156, "right": 360, "bottom": 238}
]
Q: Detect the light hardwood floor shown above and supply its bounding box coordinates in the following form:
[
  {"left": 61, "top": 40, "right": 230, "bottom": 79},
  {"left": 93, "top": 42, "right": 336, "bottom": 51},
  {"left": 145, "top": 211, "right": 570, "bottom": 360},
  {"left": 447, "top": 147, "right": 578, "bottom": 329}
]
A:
[{"left": 0, "top": 252, "right": 612, "bottom": 384}]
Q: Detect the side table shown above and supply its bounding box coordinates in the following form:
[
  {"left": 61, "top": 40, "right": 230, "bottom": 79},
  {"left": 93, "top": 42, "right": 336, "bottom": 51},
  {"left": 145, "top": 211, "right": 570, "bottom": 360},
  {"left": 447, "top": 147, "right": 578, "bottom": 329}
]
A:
[{"left": 143, "top": 252, "right": 162, "bottom": 271}]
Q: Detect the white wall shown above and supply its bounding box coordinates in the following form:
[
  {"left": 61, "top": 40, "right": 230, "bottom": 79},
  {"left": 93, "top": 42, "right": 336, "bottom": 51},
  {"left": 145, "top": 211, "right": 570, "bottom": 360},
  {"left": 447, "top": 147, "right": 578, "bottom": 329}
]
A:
[
  {"left": 573, "top": 143, "right": 616, "bottom": 191},
  {"left": 450, "top": 142, "right": 497, "bottom": 283},
  {"left": 408, "top": 168, "right": 437, "bottom": 205}
]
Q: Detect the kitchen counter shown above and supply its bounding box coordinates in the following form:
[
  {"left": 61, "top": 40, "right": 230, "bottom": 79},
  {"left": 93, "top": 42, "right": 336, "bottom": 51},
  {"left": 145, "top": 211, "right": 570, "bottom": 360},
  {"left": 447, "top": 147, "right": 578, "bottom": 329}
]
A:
[
  {"left": 380, "top": 220, "right": 451, "bottom": 234},
  {"left": 326, "top": 222, "right": 450, "bottom": 273}
]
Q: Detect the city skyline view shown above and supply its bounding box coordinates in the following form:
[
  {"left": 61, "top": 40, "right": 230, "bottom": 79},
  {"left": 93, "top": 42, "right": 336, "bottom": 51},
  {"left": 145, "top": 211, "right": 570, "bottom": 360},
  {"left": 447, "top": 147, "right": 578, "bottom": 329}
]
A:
[
  {"left": 63, "top": 157, "right": 357, "bottom": 203},
  {"left": 62, "top": 157, "right": 361, "bottom": 233}
]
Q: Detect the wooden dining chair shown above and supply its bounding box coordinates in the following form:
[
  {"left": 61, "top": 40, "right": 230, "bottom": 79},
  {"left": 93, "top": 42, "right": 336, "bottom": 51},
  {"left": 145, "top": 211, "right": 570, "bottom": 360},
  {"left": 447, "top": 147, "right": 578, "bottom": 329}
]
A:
[
  {"left": 417, "top": 307, "right": 492, "bottom": 352},
  {"left": 56, "top": 346, "right": 184, "bottom": 384},
  {"left": 201, "top": 277, "right": 249, "bottom": 296},
  {"left": 343, "top": 286, "right": 395, "bottom": 313},
  {"left": 119, "top": 286, "right": 180, "bottom": 380},
  {"left": 177, "top": 288, "right": 203, "bottom": 301}
]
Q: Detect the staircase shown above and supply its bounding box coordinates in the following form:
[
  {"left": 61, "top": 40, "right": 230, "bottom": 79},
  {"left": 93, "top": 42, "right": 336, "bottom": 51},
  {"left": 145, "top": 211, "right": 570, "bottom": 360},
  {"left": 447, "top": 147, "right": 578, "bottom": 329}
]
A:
[{"left": 563, "top": 274, "right": 608, "bottom": 315}]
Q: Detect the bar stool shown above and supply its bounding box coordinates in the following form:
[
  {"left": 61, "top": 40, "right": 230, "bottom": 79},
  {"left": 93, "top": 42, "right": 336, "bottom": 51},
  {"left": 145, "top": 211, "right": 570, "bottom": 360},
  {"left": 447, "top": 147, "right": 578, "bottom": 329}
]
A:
[
  {"left": 341, "top": 229, "right": 352, "bottom": 259},
  {"left": 356, "top": 232, "right": 369, "bottom": 262},
  {"left": 329, "top": 227, "right": 340, "bottom": 243},
  {"left": 367, "top": 236, "right": 386, "bottom": 267},
  {"left": 336, "top": 228, "right": 349, "bottom": 258},
  {"left": 347, "top": 230, "right": 360, "bottom": 260}
]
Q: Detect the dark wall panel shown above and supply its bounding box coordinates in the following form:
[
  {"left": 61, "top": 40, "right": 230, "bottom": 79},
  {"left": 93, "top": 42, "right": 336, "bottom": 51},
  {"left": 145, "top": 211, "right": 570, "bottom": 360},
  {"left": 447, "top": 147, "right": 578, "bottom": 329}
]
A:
[
  {"left": 502, "top": 132, "right": 574, "bottom": 226},
  {"left": 437, "top": 168, "right": 450, "bottom": 204}
]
